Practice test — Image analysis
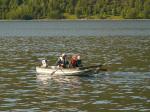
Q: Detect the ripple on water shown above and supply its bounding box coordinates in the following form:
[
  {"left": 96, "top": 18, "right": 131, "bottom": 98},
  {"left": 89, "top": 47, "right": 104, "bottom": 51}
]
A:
[
  {"left": 1, "top": 35, "right": 150, "bottom": 111},
  {"left": 92, "top": 100, "right": 112, "bottom": 104}
]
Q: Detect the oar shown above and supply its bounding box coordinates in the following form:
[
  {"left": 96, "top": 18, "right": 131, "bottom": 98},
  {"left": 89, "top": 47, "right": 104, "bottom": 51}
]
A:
[
  {"left": 51, "top": 67, "right": 66, "bottom": 76},
  {"left": 51, "top": 68, "right": 59, "bottom": 75}
]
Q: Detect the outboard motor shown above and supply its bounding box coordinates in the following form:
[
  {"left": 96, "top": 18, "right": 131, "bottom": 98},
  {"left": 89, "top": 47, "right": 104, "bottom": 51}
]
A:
[{"left": 41, "top": 59, "right": 48, "bottom": 68}]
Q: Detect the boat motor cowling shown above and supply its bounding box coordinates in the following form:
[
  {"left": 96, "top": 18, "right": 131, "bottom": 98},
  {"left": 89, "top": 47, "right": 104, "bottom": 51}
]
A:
[{"left": 41, "top": 59, "right": 48, "bottom": 68}]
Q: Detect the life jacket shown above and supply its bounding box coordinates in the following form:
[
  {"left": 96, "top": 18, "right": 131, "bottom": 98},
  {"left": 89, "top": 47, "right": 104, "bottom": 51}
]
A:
[{"left": 71, "top": 57, "right": 77, "bottom": 67}]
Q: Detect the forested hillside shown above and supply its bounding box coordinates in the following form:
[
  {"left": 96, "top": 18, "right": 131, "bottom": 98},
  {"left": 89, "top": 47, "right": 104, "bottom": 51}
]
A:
[{"left": 0, "top": 0, "right": 150, "bottom": 20}]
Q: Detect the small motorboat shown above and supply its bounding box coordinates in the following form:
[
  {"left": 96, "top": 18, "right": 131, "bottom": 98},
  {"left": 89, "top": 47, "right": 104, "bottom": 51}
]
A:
[
  {"left": 36, "top": 59, "right": 105, "bottom": 77},
  {"left": 36, "top": 66, "right": 98, "bottom": 76},
  {"left": 36, "top": 65, "right": 105, "bottom": 76}
]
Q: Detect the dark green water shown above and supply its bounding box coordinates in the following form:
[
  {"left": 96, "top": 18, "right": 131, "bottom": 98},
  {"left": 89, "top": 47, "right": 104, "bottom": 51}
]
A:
[{"left": 0, "top": 20, "right": 150, "bottom": 111}]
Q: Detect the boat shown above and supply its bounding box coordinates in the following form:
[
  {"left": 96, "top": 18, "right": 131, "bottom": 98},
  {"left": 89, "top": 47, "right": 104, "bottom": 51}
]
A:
[{"left": 36, "top": 65, "right": 103, "bottom": 76}]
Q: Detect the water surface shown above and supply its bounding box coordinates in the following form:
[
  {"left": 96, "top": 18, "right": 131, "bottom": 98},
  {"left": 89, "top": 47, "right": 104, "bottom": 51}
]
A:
[
  {"left": 0, "top": 20, "right": 150, "bottom": 37},
  {"left": 0, "top": 20, "right": 150, "bottom": 111}
]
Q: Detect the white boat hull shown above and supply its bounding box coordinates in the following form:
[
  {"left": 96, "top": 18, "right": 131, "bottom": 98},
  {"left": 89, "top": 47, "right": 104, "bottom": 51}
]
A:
[{"left": 36, "top": 66, "right": 94, "bottom": 76}]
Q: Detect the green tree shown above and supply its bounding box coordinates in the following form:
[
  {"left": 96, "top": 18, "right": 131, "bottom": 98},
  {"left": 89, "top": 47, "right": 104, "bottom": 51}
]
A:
[
  {"left": 75, "top": 0, "right": 82, "bottom": 18},
  {"left": 0, "top": 0, "right": 149, "bottom": 20},
  {"left": 66, "top": 0, "right": 75, "bottom": 14},
  {"left": 143, "top": 0, "right": 150, "bottom": 19},
  {"left": 125, "top": 8, "right": 138, "bottom": 19}
]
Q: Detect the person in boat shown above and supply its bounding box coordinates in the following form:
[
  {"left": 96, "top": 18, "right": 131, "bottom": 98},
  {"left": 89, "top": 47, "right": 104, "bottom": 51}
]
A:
[
  {"left": 41, "top": 59, "right": 48, "bottom": 68},
  {"left": 76, "top": 55, "right": 82, "bottom": 67},
  {"left": 56, "top": 53, "right": 69, "bottom": 68},
  {"left": 70, "top": 55, "right": 77, "bottom": 68},
  {"left": 70, "top": 54, "right": 82, "bottom": 68}
]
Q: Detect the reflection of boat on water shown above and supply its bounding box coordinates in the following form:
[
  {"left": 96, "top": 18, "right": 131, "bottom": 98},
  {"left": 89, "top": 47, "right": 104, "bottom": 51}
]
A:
[
  {"left": 36, "top": 64, "right": 104, "bottom": 77},
  {"left": 36, "top": 73, "right": 81, "bottom": 85}
]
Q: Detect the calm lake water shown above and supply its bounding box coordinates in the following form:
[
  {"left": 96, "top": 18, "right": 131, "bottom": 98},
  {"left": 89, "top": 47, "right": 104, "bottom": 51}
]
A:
[{"left": 0, "top": 20, "right": 150, "bottom": 111}]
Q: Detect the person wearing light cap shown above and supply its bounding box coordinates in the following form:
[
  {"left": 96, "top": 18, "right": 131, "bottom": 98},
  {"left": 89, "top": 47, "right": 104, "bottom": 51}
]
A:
[
  {"left": 76, "top": 55, "right": 82, "bottom": 67},
  {"left": 56, "top": 53, "right": 69, "bottom": 68}
]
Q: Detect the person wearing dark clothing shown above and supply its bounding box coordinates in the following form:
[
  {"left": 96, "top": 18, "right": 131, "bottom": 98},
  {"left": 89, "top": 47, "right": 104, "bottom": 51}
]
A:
[{"left": 56, "top": 53, "right": 69, "bottom": 68}]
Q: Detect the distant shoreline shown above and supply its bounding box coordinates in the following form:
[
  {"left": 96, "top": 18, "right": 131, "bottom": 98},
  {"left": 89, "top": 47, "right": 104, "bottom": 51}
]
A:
[{"left": 0, "top": 19, "right": 149, "bottom": 22}]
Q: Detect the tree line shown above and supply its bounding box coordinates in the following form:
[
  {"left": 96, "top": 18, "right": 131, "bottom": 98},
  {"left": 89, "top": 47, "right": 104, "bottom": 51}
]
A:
[{"left": 0, "top": 0, "right": 149, "bottom": 20}]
